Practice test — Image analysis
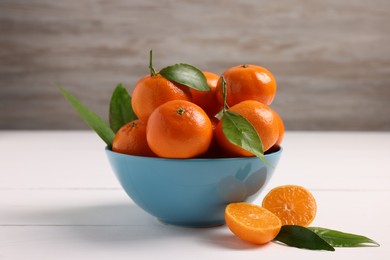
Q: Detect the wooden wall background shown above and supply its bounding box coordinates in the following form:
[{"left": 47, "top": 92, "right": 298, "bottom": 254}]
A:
[{"left": 1, "top": 0, "right": 389, "bottom": 130}]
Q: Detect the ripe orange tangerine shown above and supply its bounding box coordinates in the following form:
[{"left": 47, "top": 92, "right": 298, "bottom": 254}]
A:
[
  {"left": 225, "top": 202, "right": 282, "bottom": 245},
  {"left": 215, "top": 64, "right": 277, "bottom": 107},
  {"left": 146, "top": 100, "right": 213, "bottom": 158},
  {"left": 112, "top": 120, "right": 155, "bottom": 157},
  {"left": 215, "top": 100, "right": 279, "bottom": 156},
  {"left": 262, "top": 185, "right": 317, "bottom": 227},
  {"left": 271, "top": 108, "right": 285, "bottom": 146},
  {"left": 202, "top": 116, "right": 227, "bottom": 158},
  {"left": 189, "top": 71, "right": 222, "bottom": 117},
  {"left": 131, "top": 74, "right": 191, "bottom": 121}
]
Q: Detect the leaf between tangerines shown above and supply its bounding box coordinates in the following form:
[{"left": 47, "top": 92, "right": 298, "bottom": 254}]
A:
[
  {"left": 274, "top": 225, "right": 335, "bottom": 251},
  {"left": 109, "top": 83, "right": 137, "bottom": 133},
  {"left": 308, "top": 227, "right": 380, "bottom": 247},
  {"left": 222, "top": 111, "right": 267, "bottom": 163},
  {"left": 55, "top": 84, "right": 114, "bottom": 146},
  {"left": 159, "top": 63, "right": 211, "bottom": 92}
]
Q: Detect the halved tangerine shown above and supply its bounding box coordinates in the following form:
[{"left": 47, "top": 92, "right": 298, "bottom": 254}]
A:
[
  {"left": 225, "top": 202, "right": 282, "bottom": 245},
  {"left": 262, "top": 185, "right": 317, "bottom": 227}
]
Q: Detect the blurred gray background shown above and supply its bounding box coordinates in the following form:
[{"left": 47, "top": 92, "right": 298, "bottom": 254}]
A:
[{"left": 1, "top": 0, "right": 389, "bottom": 130}]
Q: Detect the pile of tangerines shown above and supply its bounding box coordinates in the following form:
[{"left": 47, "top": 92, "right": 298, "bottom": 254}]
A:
[
  {"left": 59, "top": 54, "right": 374, "bottom": 249},
  {"left": 112, "top": 62, "right": 284, "bottom": 159},
  {"left": 109, "top": 56, "right": 306, "bottom": 246}
]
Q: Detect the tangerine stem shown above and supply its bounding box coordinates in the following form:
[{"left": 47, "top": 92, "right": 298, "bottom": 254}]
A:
[
  {"left": 149, "top": 49, "right": 157, "bottom": 77},
  {"left": 242, "top": 64, "right": 248, "bottom": 68},
  {"left": 177, "top": 107, "right": 185, "bottom": 115},
  {"left": 222, "top": 76, "right": 228, "bottom": 113}
]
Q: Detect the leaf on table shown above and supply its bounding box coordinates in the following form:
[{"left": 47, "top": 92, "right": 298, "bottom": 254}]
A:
[
  {"left": 274, "top": 225, "right": 335, "bottom": 251},
  {"left": 56, "top": 84, "right": 114, "bottom": 146},
  {"left": 159, "top": 63, "right": 211, "bottom": 92},
  {"left": 109, "top": 83, "right": 137, "bottom": 133},
  {"left": 308, "top": 227, "right": 380, "bottom": 247}
]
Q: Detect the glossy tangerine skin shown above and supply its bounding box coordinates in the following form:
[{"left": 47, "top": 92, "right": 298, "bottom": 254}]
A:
[
  {"left": 146, "top": 100, "right": 213, "bottom": 159},
  {"left": 215, "top": 64, "right": 277, "bottom": 107},
  {"left": 271, "top": 108, "right": 285, "bottom": 146},
  {"left": 216, "top": 100, "right": 279, "bottom": 156},
  {"left": 112, "top": 120, "right": 155, "bottom": 157},
  {"left": 132, "top": 74, "right": 191, "bottom": 121},
  {"left": 189, "top": 71, "right": 223, "bottom": 117}
]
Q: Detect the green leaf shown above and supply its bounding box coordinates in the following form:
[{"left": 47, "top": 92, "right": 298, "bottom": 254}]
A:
[
  {"left": 109, "top": 83, "right": 137, "bottom": 133},
  {"left": 274, "top": 225, "right": 335, "bottom": 251},
  {"left": 222, "top": 111, "right": 265, "bottom": 162},
  {"left": 55, "top": 84, "right": 115, "bottom": 146},
  {"left": 159, "top": 63, "right": 211, "bottom": 92},
  {"left": 308, "top": 227, "right": 380, "bottom": 247}
]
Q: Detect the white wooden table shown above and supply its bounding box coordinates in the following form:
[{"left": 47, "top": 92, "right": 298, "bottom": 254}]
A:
[{"left": 1, "top": 131, "right": 389, "bottom": 259}]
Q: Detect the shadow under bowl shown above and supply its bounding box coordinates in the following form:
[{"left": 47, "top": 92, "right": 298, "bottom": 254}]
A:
[{"left": 105, "top": 147, "right": 282, "bottom": 227}]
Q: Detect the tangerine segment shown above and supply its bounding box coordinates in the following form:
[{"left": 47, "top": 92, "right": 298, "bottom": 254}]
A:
[
  {"left": 146, "top": 100, "right": 213, "bottom": 158},
  {"left": 225, "top": 203, "right": 282, "bottom": 245},
  {"left": 262, "top": 185, "right": 317, "bottom": 227}
]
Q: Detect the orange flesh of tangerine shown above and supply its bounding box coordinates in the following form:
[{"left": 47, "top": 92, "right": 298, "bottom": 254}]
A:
[
  {"left": 225, "top": 202, "right": 282, "bottom": 245},
  {"left": 262, "top": 185, "right": 317, "bottom": 227}
]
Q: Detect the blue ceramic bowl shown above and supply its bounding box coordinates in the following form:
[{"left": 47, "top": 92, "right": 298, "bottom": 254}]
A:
[{"left": 106, "top": 147, "right": 282, "bottom": 227}]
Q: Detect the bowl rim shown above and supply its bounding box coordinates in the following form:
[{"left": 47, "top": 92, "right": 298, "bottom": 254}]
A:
[{"left": 105, "top": 146, "right": 283, "bottom": 162}]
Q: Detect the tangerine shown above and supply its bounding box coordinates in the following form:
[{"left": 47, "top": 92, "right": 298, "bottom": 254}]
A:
[
  {"left": 215, "top": 100, "right": 279, "bottom": 156},
  {"left": 189, "top": 71, "right": 222, "bottom": 116},
  {"left": 271, "top": 109, "right": 285, "bottom": 146},
  {"left": 112, "top": 120, "right": 155, "bottom": 157},
  {"left": 215, "top": 64, "right": 277, "bottom": 107},
  {"left": 262, "top": 185, "right": 317, "bottom": 226},
  {"left": 225, "top": 202, "right": 282, "bottom": 245},
  {"left": 202, "top": 116, "right": 226, "bottom": 158},
  {"left": 131, "top": 74, "right": 191, "bottom": 121},
  {"left": 146, "top": 100, "right": 213, "bottom": 158}
]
